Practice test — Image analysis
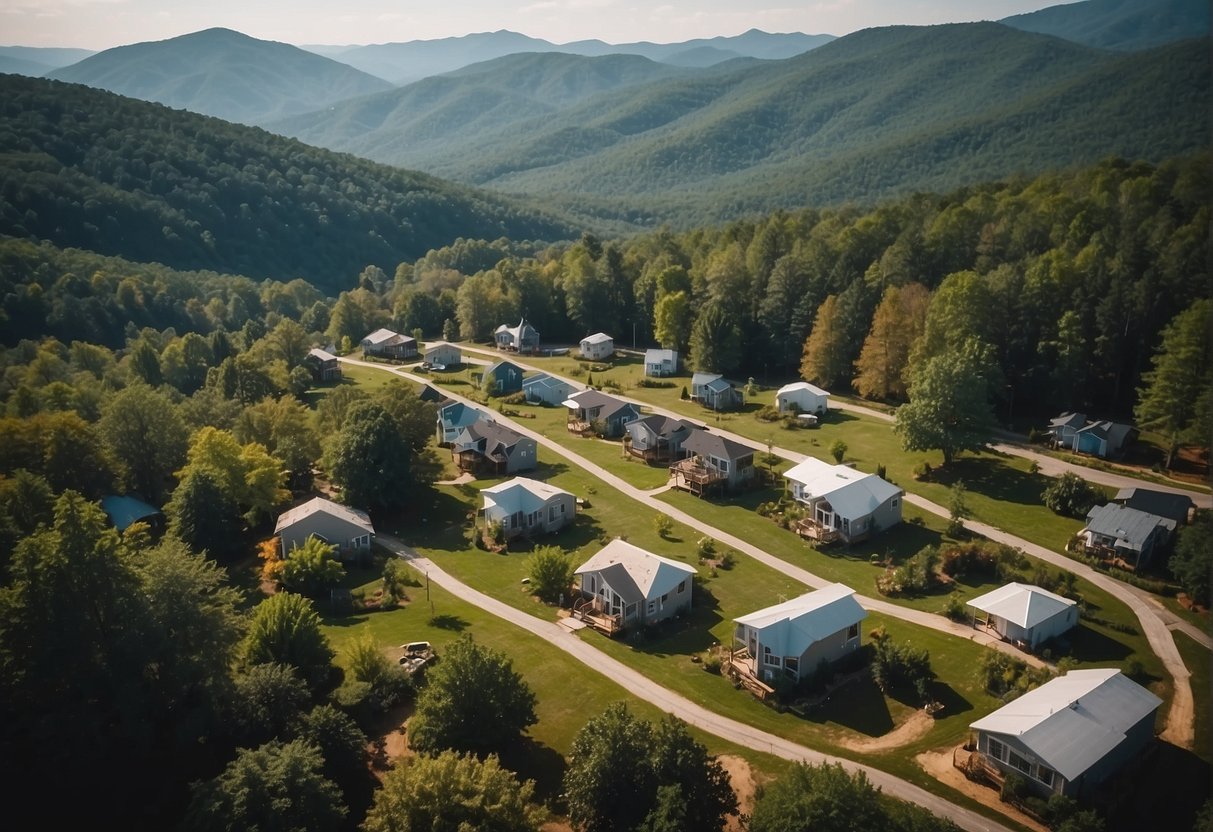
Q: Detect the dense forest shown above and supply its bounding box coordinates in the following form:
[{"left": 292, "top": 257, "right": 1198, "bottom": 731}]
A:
[{"left": 0, "top": 75, "right": 575, "bottom": 292}]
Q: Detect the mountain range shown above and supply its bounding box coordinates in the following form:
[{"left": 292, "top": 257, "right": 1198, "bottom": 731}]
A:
[
  {"left": 0, "top": 46, "right": 94, "bottom": 76},
  {"left": 303, "top": 29, "right": 832, "bottom": 84},
  {"left": 1001, "top": 0, "right": 1211, "bottom": 50},
  {"left": 274, "top": 22, "right": 1211, "bottom": 226},
  {"left": 46, "top": 28, "right": 392, "bottom": 125},
  {"left": 0, "top": 74, "right": 576, "bottom": 290}
]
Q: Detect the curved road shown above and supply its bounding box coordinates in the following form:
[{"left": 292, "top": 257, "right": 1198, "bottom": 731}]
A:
[
  {"left": 346, "top": 353, "right": 1198, "bottom": 747},
  {"left": 379, "top": 533, "right": 1017, "bottom": 832},
  {"left": 440, "top": 348, "right": 1206, "bottom": 739}
]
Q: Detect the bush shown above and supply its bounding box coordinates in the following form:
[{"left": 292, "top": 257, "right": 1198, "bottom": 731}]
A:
[
  {"left": 1000, "top": 772, "right": 1030, "bottom": 803},
  {"left": 527, "top": 546, "right": 575, "bottom": 604},
  {"left": 913, "top": 461, "right": 932, "bottom": 480},
  {"left": 980, "top": 650, "right": 1053, "bottom": 699},
  {"left": 830, "top": 440, "right": 847, "bottom": 463},
  {"left": 1042, "top": 473, "right": 1102, "bottom": 518},
  {"left": 696, "top": 537, "right": 717, "bottom": 559},
  {"left": 755, "top": 405, "right": 782, "bottom": 422},
  {"left": 718, "top": 550, "right": 737, "bottom": 570},
  {"left": 876, "top": 545, "right": 940, "bottom": 596},
  {"left": 870, "top": 636, "right": 933, "bottom": 697},
  {"left": 943, "top": 595, "right": 967, "bottom": 621},
  {"left": 875, "top": 463, "right": 886, "bottom": 480},
  {"left": 680, "top": 385, "right": 689, "bottom": 400},
  {"left": 635, "top": 378, "right": 674, "bottom": 389},
  {"left": 498, "top": 390, "right": 527, "bottom": 405},
  {"left": 702, "top": 654, "right": 723, "bottom": 674},
  {"left": 654, "top": 513, "right": 674, "bottom": 538}
]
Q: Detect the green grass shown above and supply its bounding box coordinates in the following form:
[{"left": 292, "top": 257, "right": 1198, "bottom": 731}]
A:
[
  {"left": 1175, "top": 631, "right": 1211, "bottom": 765},
  {"left": 1159, "top": 596, "right": 1210, "bottom": 632}
]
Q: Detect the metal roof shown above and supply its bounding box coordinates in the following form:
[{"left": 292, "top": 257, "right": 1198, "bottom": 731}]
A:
[
  {"left": 100, "top": 495, "right": 162, "bottom": 531},
  {"left": 966, "top": 582, "right": 1076, "bottom": 629},
  {"left": 581, "top": 332, "right": 613, "bottom": 345},
  {"left": 776, "top": 381, "right": 830, "bottom": 398},
  {"left": 1083, "top": 503, "right": 1175, "bottom": 550},
  {"left": 682, "top": 428, "right": 755, "bottom": 461},
  {"left": 644, "top": 348, "right": 678, "bottom": 363},
  {"left": 783, "top": 457, "right": 902, "bottom": 520},
  {"left": 574, "top": 539, "right": 696, "bottom": 605},
  {"left": 970, "top": 669, "right": 1161, "bottom": 781},
  {"left": 481, "top": 477, "right": 572, "bottom": 514},
  {"left": 274, "top": 496, "right": 374, "bottom": 537},
  {"left": 1113, "top": 488, "right": 1193, "bottom": 525},
  {"left": 691, "top": 371, "right": 723, "bottom": 386},
  {"left": 307, "top": 347, "right": 337, "bottom": 362},
  {"left": 735, "top": 584, "right": 866, "bottom": 657},
  {"left": 523, "top": 373, "right": 573, "bottom": 393},
  {"left": 564, "top": 389, "right": 637, "bottom": 421}
]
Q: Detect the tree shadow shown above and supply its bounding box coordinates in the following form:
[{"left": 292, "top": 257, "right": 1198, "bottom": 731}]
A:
[
  {"left": 930, "top": 456, "right": 1048, "bottom": 508},
  {"left": 428, "top": 613, "right": 468, "bottom": 631},
  {"left": 497, "top": 737, "right": 569, "bottom": 809},
  {"left": 806, "top": 675, "right": 894, "bottom": 736},
  {"left": 1102, "top": 742, "right": 1210, "bottom": 832}
]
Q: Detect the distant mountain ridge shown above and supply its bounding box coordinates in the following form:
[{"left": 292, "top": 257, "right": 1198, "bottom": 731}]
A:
[
  {"left": 277, "top": 22, "right": 1210, "bottom": 227},
  {"left": 0, "top": 45, "right": 95, "bottom": 73},
  {"left": 46, "top": 27, "right": 392, "bottom": 126},
  {"left": 1001, "top": 0, "right": 1211, "bottom": 50},
  {"left": 306, "top": 28, "right": 833, "bottom": 84},
  {"left": 0, "top": 75, "right": 577, "bottom": 291}
]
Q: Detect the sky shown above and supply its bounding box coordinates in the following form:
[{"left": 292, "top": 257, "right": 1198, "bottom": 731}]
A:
[{"left": 2, "top": 0, "right": 1078, "bottom": 49}]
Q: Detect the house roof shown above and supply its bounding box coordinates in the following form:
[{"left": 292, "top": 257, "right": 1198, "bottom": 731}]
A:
[
  {"left": 691, "top": 371, "right": 723, "bottom": 386},
  {"left": 969, "top": 669, "right": 1161, "bottom": 781},
  {"left": 966, "top": 582, "right": 1076, "bottom": 629},
  {"left": 1076, "top": 420, "right": 1135, "bottom": 446},
  {"left": 783, "top": 458, "right": 902, "bottom": 520},
  {"left": 438, "top": 401, "right": 493, "bottom": 430},
  {"left": 776, "top": 381, "right": 829, "bottom": 398},
  {"left": 1048, "top": 412, "right": 1087, "bottom": 430},
  {"left": 704, "top": 377, "right": 734, "bottom": 395},
  {"left": 629, "top": 414, "right": 695, "bottom": 439},
  {"left": 564, "top": 389, "right": 636, "bottom": 421},
  {"left": 482, "top": 477, "right": 572, "bottom": 513},
  {"left": 274, "top": 496, "right": 374, "bottom": 537},
  {"left": 363, "top": 327, "right": 399, "bottom": 344},
  {"left": 1113, "top": 488, "right": 1194, "bottom": 526},
  {"left": 455, "top": 421, "right": 527, "bottom": 456},
  {"left": 644, "top": 348, "right": 677, "bottom": 364},
  {"left": 735, "top": 584, "right": 866, "bottom": 657},
  {"left": 523, "top": 373, "right": 573, "bottom": 394},
  {"left": 424, "top": 341, "right": 460, "bottom": 355},
  {"left": 581, "top": 332, "right": 613, "bottom": 345},
  {"left": 1083, "top": 503, "right": 1175, "bottom": 550},
  {"left": 486, "top": 360, "right": 523, "bottom": 378},
  {"left": 495, "top": 318, "right": 539, "bottom": 342},
  {"left": 307, "top": 347, "right": 338, "bottom": 362},
  {"left": 575, "top": 539, "right": 696, "bottom": 605},
  {"left": 100, "top": 495, "right": 162, "bottom": 531},
  {"left": 682, "top": 428, "right": 755, "bottom": 461}
]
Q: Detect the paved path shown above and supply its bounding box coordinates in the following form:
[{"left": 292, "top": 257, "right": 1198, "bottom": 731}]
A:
[
  {"left": 345, "top": 354, "right": 1198, "bottom": 747},
  {"left": 377, "top": 532, "right": 1017, "bottom": 832}
]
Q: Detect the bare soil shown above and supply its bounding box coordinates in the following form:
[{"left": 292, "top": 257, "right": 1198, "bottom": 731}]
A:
[
  {"left": 835, "top": 709, "right": 935, "bottom": 753},
  {"left": 719, "top": 754, "right": 758, "bottom": 832},
  {"left": 915, "top": 750, "right": 1049, "bottom": 832}
]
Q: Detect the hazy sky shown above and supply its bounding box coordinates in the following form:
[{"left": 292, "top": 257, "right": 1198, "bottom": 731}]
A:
[{"left": 2, "top": 0, "right": 1076, "bottom": 49}]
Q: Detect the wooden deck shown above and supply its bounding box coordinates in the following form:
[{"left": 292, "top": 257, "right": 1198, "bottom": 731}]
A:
[
  {"left": 794, "top": 518, "right": 841, "bottom": 544},
  {"left": 670, "top": 457, "right": 726, "bottom": 496},
  {"left": 723, "top": 648, "right": 776, "bottom": 700},
  {"left": 572, "top": 598, "right": 622, "bottom": 636}
]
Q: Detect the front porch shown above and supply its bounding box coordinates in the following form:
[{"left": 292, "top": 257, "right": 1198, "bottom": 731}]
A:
[
  {"left": 572, "top": 597, "right": 623, "bottom": 636},
  {"left": 623, "top": 435, "right": 677, "bottom": 463},
  {"left": 794, "top": 517, "right": 842, "bottom": 544},
  {"left": 567, "top": 415, "right": 594, "bottom": 436},
  {"left": 453, "top": 449, "right": 507, "bottom": 476}
]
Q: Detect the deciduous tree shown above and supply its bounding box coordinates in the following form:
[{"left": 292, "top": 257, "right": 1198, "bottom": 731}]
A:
[
  {"left": 327, "top": 401, "right": 416, "bottom": 509},
  {"left": 242, "top": 592, "right": 335, "bottom": 691},
  {"left": 894, "top": 339, "right": 997, "bottom": 465},
  {"left": 99, "top": 383, "right": 189, "bottom": 502},
  {"left": 527, "top": 545, "right": 575, "bottom": 604}
]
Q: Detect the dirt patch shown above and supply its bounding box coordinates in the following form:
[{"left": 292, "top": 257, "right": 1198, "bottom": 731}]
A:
[
  {"left": 915, "top": 750, "right": 1048, "bottom": 832},
  {"left": 719, "top": 754, "right": 758, "bottom": 832},
  {"left": 835, "top": 709, "right": 935, "bottom": 753},
  {"left": 366, "top": 702, "right": 416, "bottom": 776}
]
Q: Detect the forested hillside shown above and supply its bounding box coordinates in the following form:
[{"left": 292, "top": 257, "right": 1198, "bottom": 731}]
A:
[
  {"left": 283, "top": 23, "right": 1209, "bottom": 227},
  {"left": 0, "top": 75, "right": 577, "bottom": 293},
  {"left": 1002, "top": 0, "right": 1211, "bottom": 51},
  {"left": 46, "top": 27, "right": 393, "bottom": 125}
]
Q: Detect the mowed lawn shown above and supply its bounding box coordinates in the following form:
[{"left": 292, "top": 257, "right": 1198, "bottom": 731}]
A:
[{"left": 319, "top": 571, "right": 795, "bottom": 800}]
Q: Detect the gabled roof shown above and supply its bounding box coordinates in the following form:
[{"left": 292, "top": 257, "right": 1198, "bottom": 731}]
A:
[
  {"left": 966, "top": 582, "right": 1076, "bottom": 629},
  {"left": 455, "top": 421, "right": 528, "bottom": 456},
  {"left": 644, "top": 348, "right": 677, "bottom": 364},
  {"left": 482, "top": 477, "right": 573, "bottom": 514},
  {"left": 704, "top": 377, "right": 733, "bottom": 395},
  {"left": 485, "top": 359, "right": 523, "bottom": 377},
  {"left": 1049, "top": 412, "right": 1087, "bottom": 430},
  {"left": 783, "top": 457, "right": 901, "bottom": 519},
  {"left": 581, "top": 332, "right": 613, "bottom": 345},
  {"left": 691, "top": 371, "right": 723, "bottom": 387},
  {"left": 777, "top": 381, "right": 829, "bottom": 398},
  {"left": 735, "top": 584, "right": 866, "bottom": 657},
  {"left": 101, "top": 495, "right": 162, "bottom": 532},
  {"left": 274, "top": 496, "right": 374, "bottom": 536},
  {"left": 363, "top": 327, "right": 400, "bottom": 344},
  {"left": 682, "top": 428, "right": 754, "bottom": 461},
  {"left": 418, "top": 384, "right": 444, "bottom": 403},
  {"left": 522, "top": 373, "right": 573, "bottom": 393},
  {"left": 970, "top": 669, "right": 1161, "bottom": 781},
  {"left": 1083, "top": 503, "right": 1175, "bottom": 549},
  {"left": 629, "top": 414, "right": 695, "bottom": 439},
  {"left": 1113, "top": 488, "right": 1193, "bottom": 526},
  {"left": 564, "top": 389, "right": 637, "bottom": 421},
  {"left": 575, "top": 539, "right": 696, "bottom": 605},
  {"left": 1076, "top": 420, "right": 1135, "bottom": 445},
  {"left": 307, "top": 347, "right": 338, "bottom": 362},
  {"left": 438, "top": 400, "right": 493, "bottom": 430},
  {"left": 424, "top": 341, "right": 460, "bottom": 355},
  {"left": 495, "top": 318, "right": 539, "bottom": 341}
]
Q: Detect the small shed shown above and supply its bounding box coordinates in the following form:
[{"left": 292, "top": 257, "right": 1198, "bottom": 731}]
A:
[
  {"left": 643, "top": 349, "right": 679, "bottom": 377},
  {"left": 966, "top": 582, "right": 1078, "bottom": 650},
  {"left": 522, "top": 373, "right": 575, "bottom": 406},
  {"left": 776, "top": 381, "right": 829, "bottom": 415},
  {"left": 424, "top": 342, "right": 462, "bottom": 369},
  {"left": 579, "top": 332, "right": 615, "bottom": 360}
]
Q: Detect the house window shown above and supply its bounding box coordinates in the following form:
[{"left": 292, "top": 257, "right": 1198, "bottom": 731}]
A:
[
  {"left": 661, "top": 593, "right": 669, "bottom": 603},
  {"left": 527, "top": 511, "right": 540, "bottom": 526},
  {"left": 1036, "top": 765, "right": 1055, "bottom": 788},
  {"left": 677, "top": 581, "right": 686, "bottom": 594},
  {"left": 891, "top": 498, "right": 898, "bottom": 507},
  {"left": 762, "top": 647, "right": 781, "bottom": 667},
  {"left": 1008, "top": 751, "right": 1032, "bottom": 776},
  {"left": 713, "top": 457, "right": 729, "bottom": 473},
  {"left": 784, "top": 657, "right": 799, "bottom": 674},
  {"left": 647, "top": 600, "right": 656, "bottom": 615},
  {"left": 847, "top": 623, "right": 859, "bottom": 639},
  {"left": 987, "top": 737, "right": 1006, "bottom": 762},
  {"left": 549, "top": 506, "right": 558, "bottom": 521}
]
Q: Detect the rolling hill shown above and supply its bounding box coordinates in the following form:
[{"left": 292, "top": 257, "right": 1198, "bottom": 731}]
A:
[
  {"left": 0, "top": 45, "right": 95, "bottom": 73},
  {"left": 310, "top": 28, "right": 832, "bottom": 85},
  {"left": 0, "top": 75, "right": 578, "bottom": 292},
  {"left": 46, "top": 27, "right": 392, "bottom": 126},
  {"left": 278, "top": 22, "right": 1209, "bottom": 227},
  {"left": 1001, "top": 0, "right": 1211, "bottom": 50},
  {"left": 270, "top": 52, "right": 695, "bottom": 164}
]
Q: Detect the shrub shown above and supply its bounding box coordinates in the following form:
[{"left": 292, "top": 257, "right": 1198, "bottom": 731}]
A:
[
  {"left": 875, "top": 463, "right": 887, "bottom": 480},
  {"left": 654, "top": 513, "right": 674, "bottom": 538},
  {"left": 680, "top": 385, "right": 689, "bottom": 400},
  {"left": 718, "top": 550, "right": 737, "bottom": 570},
  {"left": 635, "top": 378, "right": 674, "bottom": 389},
  {"left": 498, "top": 391, "right": 527, "bottom": 405},
  {"left": 913, "top": 461, "right": 932, "bottom": 480},
  {"left": 755, "top": 405, "right": 782, "bottom": 422},
  {"left": 830, "top": 440, "right": 847, "bottom": 463},
  {"left": 1042, "top": 473, "right": 1102, "bottom": 518},
  {"left": 1000, "top": 773, "right": 1030, "bottom": 803},
  {"left": 527, "top": 546, "right": 575, "bottom": 604},
  {"left": 876, "top": 545, "right": 939, "bottom": 596},
  {"left": 870, "top": 637, "right": 933, "bottom": 696},
  {"left": 696, "top": 536, "right": 717, "bottom": 559},
  {"left": 702, "top": 654, "right": 723, "bottom": 675},
  {"left": 943, "top": 595, "right": 967, "bottom": 621}
]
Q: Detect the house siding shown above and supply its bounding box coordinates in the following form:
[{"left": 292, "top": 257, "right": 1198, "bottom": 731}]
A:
[
  {"left": 425, "top": 344, "right": 461, "bottom": 366},
  {"left": 580, "top": 338, "right": 614, "bottom": 360},
  {"left": 485, "top": 493, "right": 574, "bottom": 538},
  {"left": 777, "top": 389, "right": 827, "bottom": 414},
  {"left": 279, "top": 515, "right": 372, "bottom": 559},
  {"left": 504, "top": 439, "right": 538, "bottom": 473}
]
